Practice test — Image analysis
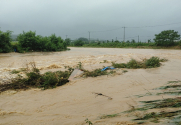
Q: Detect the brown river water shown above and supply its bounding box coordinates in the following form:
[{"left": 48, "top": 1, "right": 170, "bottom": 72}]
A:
[{"left": 0, "top": 47, "right": 181, "bottom": 125}]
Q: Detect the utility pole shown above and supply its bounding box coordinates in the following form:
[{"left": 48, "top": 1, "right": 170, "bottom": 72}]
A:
[
  {"left": 122, "top": 27, "right": 126, "bottom": 42},
  {"left": 138, "top": 35, "right": 139, "bottom": 42},
  {"left": 89, "top": 31, "right": 90, "bottom": 44}
]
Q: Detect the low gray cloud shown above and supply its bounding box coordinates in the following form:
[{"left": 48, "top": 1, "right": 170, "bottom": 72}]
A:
[{"left": 1, "top": 0, "right": 181, "bottom": 41}]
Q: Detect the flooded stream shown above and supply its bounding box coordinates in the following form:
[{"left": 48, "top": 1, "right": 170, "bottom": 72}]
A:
[{"left": 0, "top": 47, "right": 181, "bottom": 125}]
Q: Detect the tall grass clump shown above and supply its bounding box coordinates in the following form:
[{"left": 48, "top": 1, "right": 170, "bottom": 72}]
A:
[
  {"left": 83, "top": 69, "right": 108, "bottom": 77},
  {"left": 126, "top": 59, "right": 143, "bottom": 69},
  {"left": 145, "top": 56, "right": 160, "bottom": 68},
  {"left": 112, "top": 56, "right": 167, "bottom": 69}
]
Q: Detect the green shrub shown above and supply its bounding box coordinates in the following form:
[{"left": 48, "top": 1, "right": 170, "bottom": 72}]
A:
[
  {"left": 112, "top": 62, "right": 127, "bottom": 68},
  {"left": 17, "top": 31, "right": 67, "bottom": 52},
  {"left": 11, "top": 69, "right": 21, "bottom": 74},
  {"left": 26, "top": 71, "right": 41, "bottom": 86},
  {"left": 74, "top": 40, "right": 84, "bottom": 46},
  {"left": 0, "top": 69, "right": 72, "bottom": 93},
  {"left": 0, "top": 30, "right": 12, "bottom": 53},
  {"left": 83, "top": 69, "right": 107, "bottom": 77},
  {"left": 127, "top": 59, "right": 143, "bottom": 69},
  {"left": 112, "top": 57, "right": 166, "bottom": 69},
  {"left": 41, "top": 71, "right": 70, "bottom": 89},
  {"left": 145, "top": 57, "right": 160, "bottom": 68}
]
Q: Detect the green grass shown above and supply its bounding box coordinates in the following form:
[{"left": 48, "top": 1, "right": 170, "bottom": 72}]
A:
[
  {"left": 134, "top": 111, "right": 181, "bottom": 121},
  {"left": 157, "top": 91, "right": 181, "bottom": 95},
  {"left": 124, "top": 80, "right": 181, "bottom": 124},
  {"left": 99, "top": 113, "right": 119, "bottom": 119},
  {"left": 82, "top": 68, "right": 108, "bottom": 77},
  {"left": 85, "top": 118, "right": 93, "bottom": 125},
  {"left": 100, "top": 60, "right": 109, "bottom": 63},
  {"left": 139, "top": 98, "right": 181, "bottom": 109},
  {"left": 157, "top": 81, "right": 181, "bottom": 95},
  {"left": 167, "top": 81, "right": 181, "bottom": 84},
  {"left": 11, "top": 69, "right": 21, "bottom": 74},
  {"left": 159, "top": 85, "right": 181, "bottom": 89},
  {"left": 10, "top": 41, "right": 19, "bottom": 45},
  {"left": 112, "top": 56, "right": 166, "bottom": 69},
  {"left": 122, "top": 70, "right": 128, "bottom": 73}
]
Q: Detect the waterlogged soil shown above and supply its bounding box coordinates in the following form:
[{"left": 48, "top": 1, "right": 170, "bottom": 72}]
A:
[{"left": 0, "top": 47, "right": 181, "bottom": 125}]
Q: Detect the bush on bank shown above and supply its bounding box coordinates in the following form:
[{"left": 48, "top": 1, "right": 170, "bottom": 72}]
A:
[
  {"left": 0, "top": 30, "right": 12, "bottom": 53},
  {"left": 17, "top": 31, "right": 67, "bottom": 52},
  {"left": 0, "top": 30, "right": 68, "bottom": 53}
]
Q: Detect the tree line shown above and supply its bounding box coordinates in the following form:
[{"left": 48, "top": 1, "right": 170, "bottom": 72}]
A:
[
  {"left": 69, "top": 30, "right": 181, "bottom": 47},
  {"left": 0, "top": 30, "right": 180, "bottom": 53},
  {"left": 0, "top": 30, "right": 67, "bottom": 53}
]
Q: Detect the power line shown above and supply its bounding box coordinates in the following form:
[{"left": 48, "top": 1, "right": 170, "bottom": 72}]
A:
[
  {"left": 88, "top": 21, "right": 181, "bottom": 33},
  {"left": 91, "top": 27, "right": 123, "bottom": 33},
  {"left": 127, "top": 21, "right": 181, "bottom": 28},
  {"left": 67, "top": 32, "right": 87, "bottom": 37},
  {"left": 66, "top": 21, "right": 181, "bottom": 40}
]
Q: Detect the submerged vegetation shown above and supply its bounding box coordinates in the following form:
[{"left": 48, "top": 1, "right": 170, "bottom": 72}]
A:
[
  {"left": 124, "top": 80, "right": 181, "bottom": 124},
  {"left": 0, "top": 65, "right": 73, "bottom": 93},
  {"left": 112, "top": 56, "right": 167, "bottom": 69},
  {"left": 99, "top": 113, "right": 119, "bottom": 119},
  {"left": 0, "top": 56, "right": 167, "bottom": 93},
  {"left": 82, "top": 68, "right": 108, "bottom": 77}
]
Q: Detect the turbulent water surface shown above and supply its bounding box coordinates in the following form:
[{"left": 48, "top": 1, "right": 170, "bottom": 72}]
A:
[{"left": 0, "top": 47, "right": 181, "bottom": 125}]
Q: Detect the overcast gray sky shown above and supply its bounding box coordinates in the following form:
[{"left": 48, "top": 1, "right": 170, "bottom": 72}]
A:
[{"left": 1, "top": 0, "right": 181, "bottom": 41}]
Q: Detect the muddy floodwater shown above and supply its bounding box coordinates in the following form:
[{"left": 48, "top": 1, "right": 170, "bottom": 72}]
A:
[{"left": 0, "top": 47, "right": 181, "bottom": 125}]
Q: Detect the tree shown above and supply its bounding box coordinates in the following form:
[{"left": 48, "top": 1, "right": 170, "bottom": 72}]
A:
[
  {"left": 18, "top": 31, "right": 37, "bottom": 51},
  {"left": 17, "top": 31, "right": 67, "bottom": 52},
  {"left": 0, "top": 30, "right": 12, "bottom": 53},
  {"left": 65, "top": 38, "right": 71, "bottom": 45},
  {"left": 131, "top": 39, "right": 136, "bottom": 43},
  {"left": 115, "top": 40, "right": 119, "bottom": 43},
  {"left": 74, "top": 40, "right": 84, "bottom": 46},
  {"left": 78, "top": 37, "right": 88, "bottom": 42},
  {"left": 126, "top": 40, "right": 130, "bottom": 43},
  {"left": 154, "top": 30, "right": 180, "bottom": 46}
]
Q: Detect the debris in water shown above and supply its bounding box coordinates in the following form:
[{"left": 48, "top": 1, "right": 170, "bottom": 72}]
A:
[
  {"left": 92, "top": 92, "right": 113, "bottom": 100},
  {"left": 101, "top": 66, "right": 115, "bottom": 71},
  {"left": 68, "top": 69, "right": 84, "bottom": 81}
]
